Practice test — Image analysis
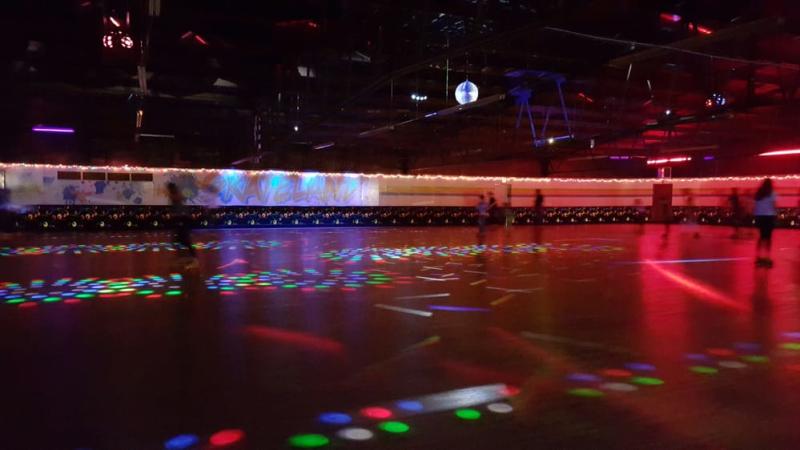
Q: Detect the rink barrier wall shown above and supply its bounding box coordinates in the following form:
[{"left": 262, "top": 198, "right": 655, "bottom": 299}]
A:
[{"left": 3, "top": 163, "right": 800, "bottom": 208}]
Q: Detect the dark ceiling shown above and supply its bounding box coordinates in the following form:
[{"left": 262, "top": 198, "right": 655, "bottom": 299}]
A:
[{"left": 3, "top": 0, "right": 800, "bottom": 176}]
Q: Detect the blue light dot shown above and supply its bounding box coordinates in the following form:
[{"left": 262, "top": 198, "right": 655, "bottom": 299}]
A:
[
  {"left": 566, "top": 373, "right": 602, "bottom": 383},
  {"left": 395, "top": 400, "right": 424, "bottom": 412},
  {"left": 624, "top": 362, "right": 656, "bottom": 372},
  {"left": 163, "top": 434, "right": 199, "bottom": 450},
  {"left": 319, "top": 412, "right": 352, "bottom": 425}
]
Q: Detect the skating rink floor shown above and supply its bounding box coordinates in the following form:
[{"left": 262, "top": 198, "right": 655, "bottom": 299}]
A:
[{"left": 2, "top": 224, "right": 800, "bottom": 449}]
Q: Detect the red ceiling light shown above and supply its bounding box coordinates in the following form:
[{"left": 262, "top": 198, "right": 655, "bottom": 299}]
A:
[
  {"left": 647, "top": 156, "right": 692, "bottom": 165},
  {"left": 759, "top": 149, "right": 800, "bottom": 157},
  {"left": 194, "top": 34, "right": 208, "bottom": 45},
  {"left": 109, "top": 16, "right": 121, "bottom": 27},
  {"left": 577, "top": 92, "right": 595, "bottom": 103},
  {"left": 180, "top": 31, "right": 193, "bottom": 40},
  {"left": 696, "top": 25, "right": 713, "bottom": 35},
  {"left": 659, "top": 12, "right": 682, "bottom": 23}
]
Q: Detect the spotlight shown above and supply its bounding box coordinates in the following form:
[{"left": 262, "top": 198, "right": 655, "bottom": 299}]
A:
[
  {"left": 293, "top": 125, "right": 300, "bottom": 132},
  {"left": 705, "top": 93, "right": 727, "bottom": 108},
  {"left": 102, "top": 30, "right": 134, "bottom": 49},
  {"left": 664, "top": 109, "right": 672, "bottom": 116},
  {"left": 102, "top": 33, "right": 115, "bottom": 49},
  {"left": 410, "top": 93, "right": 427, "bottom": 102},
  {"left": 547, "top": 137, "right": 555, "bottom": 145},
  {"left": 120, "top": 35, "right": 134, "bottom": 49}
]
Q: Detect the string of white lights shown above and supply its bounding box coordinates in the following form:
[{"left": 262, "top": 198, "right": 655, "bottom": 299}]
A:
[{"left": 1, "top": 162, "right": 798, "bottom": 184}]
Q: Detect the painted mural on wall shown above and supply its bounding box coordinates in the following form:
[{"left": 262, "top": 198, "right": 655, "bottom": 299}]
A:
[{"left": 2, "top": 166, "right": 380, "bottom": 207}]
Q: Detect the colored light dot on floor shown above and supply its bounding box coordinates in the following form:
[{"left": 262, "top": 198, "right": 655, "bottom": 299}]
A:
[
  {"left": 501, "top": 385, "right": 521, "bottom": 397},
  {"left": 360, "top": 406, "right": 393, "bottom": 419},
  {"left": 780, "top": 343, "right": 800, "bottom": 351},
  {"left": 288, "top": 433, "right": 329, "bottom": 448},
  {"left": 165, "top": 290, "right": 182, "bottom": 296},
  {"left": 601, "top": 382, "right": 638, "bottom": 392},
  {"left": 6, "top": 299, "right": 25, "bottom": 304},
  {"left": 630, "top": 377, "right": 664, "bottom": 386},
  {"left": 690, "top": 366, "right": 719, "bottom": 375},
  {"left": 625, "top": 362, "right": 656, "bottom": 372},
  {"left": 686, "top": 353, "right": 711, "bottom": 362},
  {"left": 741, "top": 355, "right": 769, "bottom": 364},
  {"left": 566, "top": 373, "right": 602, "bottom": 383},
  {"left": 708, "top": 348, "right": 735, "bottom": 357},
  {"left": 378, "top": 421, "right": 410, "bottom": 434},
  {"left": 43, "top": 297, "right": 61, "bottom": 303},
  {"left": 487, "top": 402, "right": 514, "bottom": 414},
  {"left": 336, "top": 428, "right": 374, "bottom": 441},
  {"left": 718, "top": 361, "right": 747, "bottom": 369},
  {"left": 395, "top": 400, "right": 424, "bottom": 412},
  {"left": 209, "top": 429, "right": 244, "bottom": 447},
  {"left": 318, "top": 412, "right": 352, "bottom": 425},
  {"left": 600, "top": 368, "right": 633, "bottom": 378},
  {"left": 455, "top": 408, "right": 482, "bottom": 420},
  {"left": 568, "top": 388, "right": 604, "bottom": 398},
  {"left": 163, "top": 433, "right": 199, "bottom": 450},
  {"left": 137, "top": 290, "right": 155, "bottom": 295},
  {"left": 76, "top": 294, "right": 94, "bottom": 299}
]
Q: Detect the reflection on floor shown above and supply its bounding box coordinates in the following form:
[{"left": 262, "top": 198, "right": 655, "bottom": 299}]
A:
[{"left": 1, "top": 225, "right": 800, "bottom": 449}]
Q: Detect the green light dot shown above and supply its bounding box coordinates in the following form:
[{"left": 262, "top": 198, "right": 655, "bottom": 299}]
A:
[
  {"left": 136, "top": 290, "right": 154, "bottom": 295},
  {"left": 221, "top": 287, "right": 235, "bottom": 291},
  {"left": 568, "top": 388, "right": 604, "bottom": 398},
  {"left": 690, "top": 366, "right": 718, "bottom": 375},
  {"left": 741, "top": 355, "right": 769, "bottom": 364},
  {"left": 99, "top": 289, "right": 114, "bottom": 294},
  {"left": 287, "top": 433, "right": 330, "bottom": 448},
  {"left": 781, "top": 343, "right": 800, "bottom": 351},
  {"left": 76, "top": 293, "right": 94, "bottom": 299},
  {"left": 455, "top": 408, "right": 482, "bottom": 420},
  {"left": 43, "top": 297, "right": 61, "bottom": 303},
  {"left": 165, "top": 290, "right": 182, "bottom": 296},
  {"left": 283, "top": 284, "right": 298, "bottom": 289},
  {"left": 378, "top": 421, "right": 410, "bottom": 434},
  {"left": 630, "top": 376, "right": 664, "bottom": 386},
  {"left": 6, "top": 299, "right": 25, "bottom": 304}
]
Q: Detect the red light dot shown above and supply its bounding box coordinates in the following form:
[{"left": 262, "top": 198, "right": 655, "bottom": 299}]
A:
[
  {"left": 601, "top": 369, "right": 633, "bottom": 378},
  {"left": 707, "top": 348, "right": 735, "bottom": 357},
  {"left": 146, "top": 294, "right": 162, "bottom": 299},
  {"left": 209, "top": 429, "right": 245, "bottom": 447},
  {"left": 65, "top": 299, "right": 81, "bottom": 305},
  {"left": 502, "top": 385, "right": 521, "bottom": 397},
  {"left": 360, "top": 407, "right": 393, "bottom": 419},
  {"left": 19, "top": 302, "right": 38, "bottom": 309}
]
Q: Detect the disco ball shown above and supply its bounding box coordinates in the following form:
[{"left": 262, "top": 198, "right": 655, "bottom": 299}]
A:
[{"left": 455, "top": 80, "right": 479, "bottom": 105}]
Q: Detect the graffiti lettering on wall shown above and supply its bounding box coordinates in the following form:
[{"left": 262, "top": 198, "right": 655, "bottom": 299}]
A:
[{"left": 4, "top": 167, "right": 380, "bottom": 207}]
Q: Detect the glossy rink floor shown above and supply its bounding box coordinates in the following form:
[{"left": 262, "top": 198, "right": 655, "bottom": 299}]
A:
[{"left": 2, "top": 225, "right": 800, "bottom": 450}]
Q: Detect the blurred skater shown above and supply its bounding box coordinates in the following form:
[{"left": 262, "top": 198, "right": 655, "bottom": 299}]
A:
[
  {"left": 476, "top": 194, "right": 489, "bottom": 235},
  {"left": 684, "top": 188, "right": 700, "bottom": 238},
  {"left": 503, "top": 202, "right": 514, "bottom": 228},
  {"left": 754, "top": 178, "right": 777, "bottom": 268},
  {"left": 534, "top": 189, "right": 544, "bottom": 223},
  {"left": 487, "top": 192, "right": 498, "bottom": 224},
  {"left": 167, "top": 182, "right": 199, "bottom": 269},
  {"left": 729, "top": 188, "right": 743, "bottom": 238}
]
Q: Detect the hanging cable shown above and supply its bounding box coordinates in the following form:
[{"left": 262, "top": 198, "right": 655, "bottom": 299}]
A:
[{"left": 543, "top": 27, "right": 800, "bottom": 71}]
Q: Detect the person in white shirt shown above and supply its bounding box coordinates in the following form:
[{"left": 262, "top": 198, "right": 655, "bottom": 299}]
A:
[{"left": 753, "top": 178, "right": 777, "bottom": 267}]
